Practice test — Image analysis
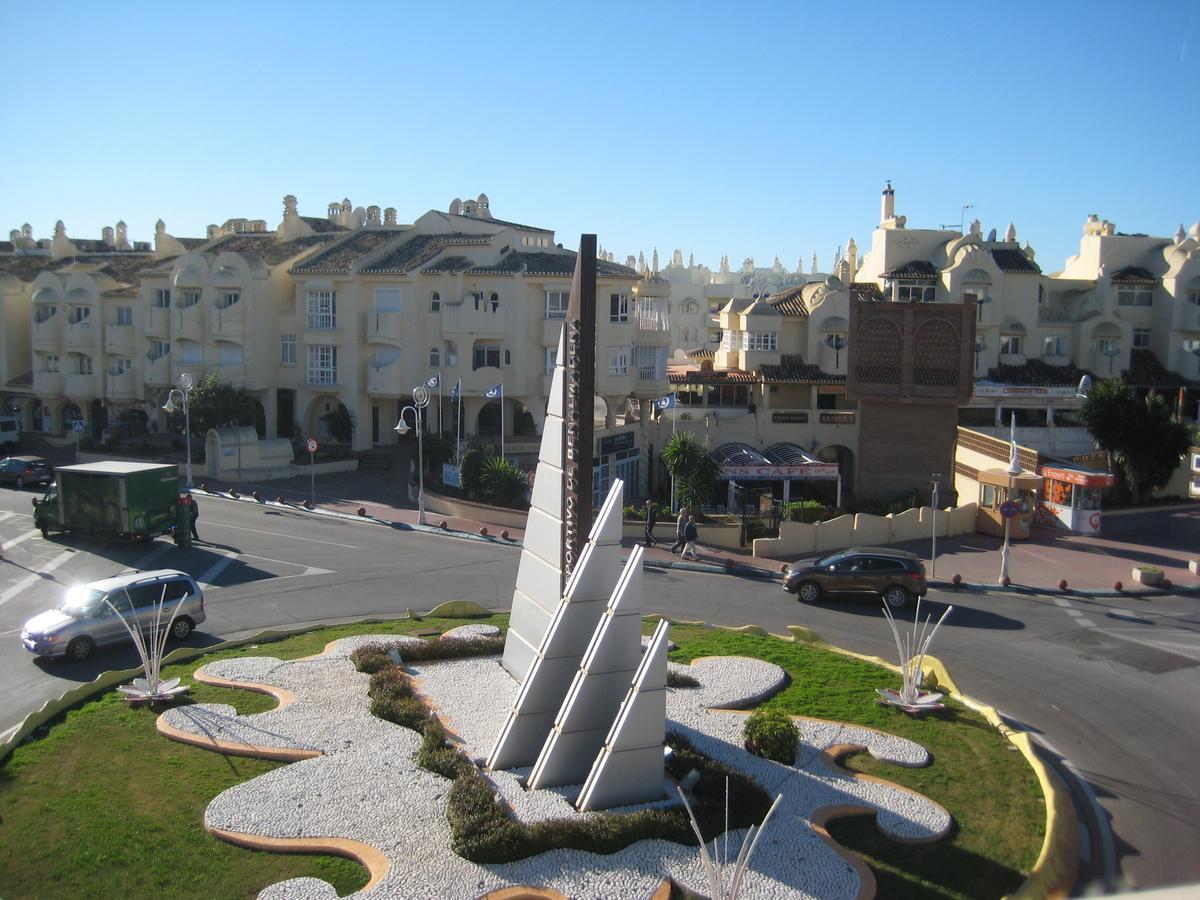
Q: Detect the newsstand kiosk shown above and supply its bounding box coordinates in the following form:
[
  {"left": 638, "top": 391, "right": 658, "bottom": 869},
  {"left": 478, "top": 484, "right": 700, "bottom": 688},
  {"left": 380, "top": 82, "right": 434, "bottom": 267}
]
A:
[{"left": 1037, "top": 463, "right": 1115, "bottom": 534}]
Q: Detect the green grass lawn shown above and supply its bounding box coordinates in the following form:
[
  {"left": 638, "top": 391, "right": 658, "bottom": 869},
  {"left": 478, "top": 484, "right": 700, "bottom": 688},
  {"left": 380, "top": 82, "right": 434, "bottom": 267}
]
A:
[{"left": 0, "top": 614, "right": 1044, "bottom": 899}]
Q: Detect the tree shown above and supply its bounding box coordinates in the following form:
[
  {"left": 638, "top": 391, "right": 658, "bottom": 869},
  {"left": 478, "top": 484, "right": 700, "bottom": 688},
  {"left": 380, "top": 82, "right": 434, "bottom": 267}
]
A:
[
  {"left": 170, "top": 371, "right": 254, "bottom": 438},
  {"left": 321, "top": 403, "right": 355, "bottom": 445},
  {"left": 1077, "top": 379, "right": 1192, "bottom": 503},
  {"left": 660, "top": 431, "right": 720, "bottom": 512},
  {"left": 479, "top": 455, "right": 529, "bottom": 509}
]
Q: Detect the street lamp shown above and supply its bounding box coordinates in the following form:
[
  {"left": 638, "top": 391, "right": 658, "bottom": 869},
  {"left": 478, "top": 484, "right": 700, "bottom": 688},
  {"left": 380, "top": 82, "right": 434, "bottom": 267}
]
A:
[
  {"left": 998, "top": 413, "right": 1021, "bottom": 585},
  {"left": 930, "top": 473, "right": 941, "bottom": 579},
  {"left": 161, "top": 372, "right": 194, "bottom": 488},
  {"left": 1102, "top": 342, "right": 1120, "bottom": 374},
  {"left": 394, "top": 385, "right": 430, "bottom": 525}
]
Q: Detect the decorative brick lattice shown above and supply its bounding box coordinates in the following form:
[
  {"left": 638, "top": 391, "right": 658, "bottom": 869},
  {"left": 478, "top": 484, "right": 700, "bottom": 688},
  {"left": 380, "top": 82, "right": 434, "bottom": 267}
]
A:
[
  {"left": 854, "top": 316, "right": 902, "bottom": 384},
  {"left": 912, "top": 319, "right": 961, "bottom": 387}
]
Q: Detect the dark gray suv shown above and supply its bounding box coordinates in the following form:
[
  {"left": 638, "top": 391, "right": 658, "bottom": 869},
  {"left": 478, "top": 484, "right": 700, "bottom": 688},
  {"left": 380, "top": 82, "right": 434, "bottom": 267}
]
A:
[{"left": 783, "top": 547, "right": 927, "bottom": 608}]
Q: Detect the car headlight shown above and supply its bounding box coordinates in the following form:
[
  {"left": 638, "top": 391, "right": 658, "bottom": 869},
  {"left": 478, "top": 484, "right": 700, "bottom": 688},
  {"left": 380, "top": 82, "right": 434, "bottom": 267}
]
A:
[{"left": 38, "top": 633, "right": 62, "bottom": 643}]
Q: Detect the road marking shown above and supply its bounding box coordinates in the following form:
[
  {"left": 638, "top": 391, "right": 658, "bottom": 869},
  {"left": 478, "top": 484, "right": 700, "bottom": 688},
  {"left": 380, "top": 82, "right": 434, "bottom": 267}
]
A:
[
  {"left": 204, "top": 521, "right": 358, "bottom": 549},
  {"left": 1066, "top": 609, "right": 1085, "bottom": 617},
  {"left": 0, "top": 549, "right": 77, "bottom": 608},
  {"left": 1077, "top": 618, "right": 1098, "bottom": 627},
  {"left": 131, "top": 541, "right": 175, "bottom": 571},
  {"left": 195, "top": 549, "right": 240, "bottom": 590},
  {"left": 1, "top": 529, "right": 39, "bottom": 551},
  {"left": 0, "top": 511, "right": 15, "bottom": 524},
  {"left": 1050, "top": 596, "right": 1074, "bottom": 608}
]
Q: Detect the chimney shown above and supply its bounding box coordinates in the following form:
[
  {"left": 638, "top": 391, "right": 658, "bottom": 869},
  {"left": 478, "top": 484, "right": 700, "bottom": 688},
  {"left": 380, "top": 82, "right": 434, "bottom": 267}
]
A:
[{"left": 880, "top": 181, "right": 895, "bottom": 224}]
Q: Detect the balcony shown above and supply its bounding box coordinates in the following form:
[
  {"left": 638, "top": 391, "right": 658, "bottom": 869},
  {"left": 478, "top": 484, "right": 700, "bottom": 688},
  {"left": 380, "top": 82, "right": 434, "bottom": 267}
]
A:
[
  {"left": 106, "top": 370, "right": 139, "bottom": 401},
  {"left": 65, "top": 372, "right": 99, "bottom": 399},
  {"left": 104, "top": 324, "right": 135, "bottom": 355},
  {"left": 213, "top": 362, "right": 245, "bottom": 387},
  {"left": 367, "top": 357, "right": 406, "bottom": 397},
  {"left": 33, "top": 371, "right": 63, "bottom": 396},
  {"left": 64, "top": 321, "right": 99, "bottom": 350},
  {"left": 32, "top": 315, "right": 61, "bottom": 350},
  {"left": 144, "top": 306, "right": 171, "bottom": 337},
  {"left": 367, "top": 310, "right": 403, "bottom": 344},
  {"left": 442, "top": 300, "right": 506, "bottom": 338},
  {"left": 173, "top": 305, "right": 204, "bottom": 342},
  {"left": 211, "top": 302, "right": 245, "bottom": 339},
  {"left": 144, "top": 354, "right": 171, "bottom": 386}
]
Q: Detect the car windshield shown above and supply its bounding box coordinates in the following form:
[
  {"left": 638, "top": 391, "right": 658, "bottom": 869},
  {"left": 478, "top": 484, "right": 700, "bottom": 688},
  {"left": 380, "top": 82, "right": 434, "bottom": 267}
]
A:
[
  {"left": 56, "top": 586, "right": 105, "bottom": 617},
  {"left": 814, "top": 552, "right": 847, "bottom": 567}
]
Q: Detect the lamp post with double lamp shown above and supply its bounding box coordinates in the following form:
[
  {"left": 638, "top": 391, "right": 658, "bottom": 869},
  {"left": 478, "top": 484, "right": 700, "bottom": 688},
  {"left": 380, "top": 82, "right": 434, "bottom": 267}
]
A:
[
  {"left": 930, "top": 473, "right": 941, "bottom": 579},
  {"left": 161, "top": 372, "right": 194, "bottom": 488},
  {"left": 998, "top": 413, "right": 1021, "bottom": 585},
  {"left": 394, "top": 386, "right": 430, "bottom": 525}
]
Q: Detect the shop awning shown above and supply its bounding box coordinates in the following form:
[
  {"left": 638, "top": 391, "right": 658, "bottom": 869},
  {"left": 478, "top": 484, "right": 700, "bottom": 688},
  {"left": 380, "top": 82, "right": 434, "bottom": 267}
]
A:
[
  {"left": 977, "top": 468, "right": 1044, "bottom": 490},
  {"left": 711, "top": 442, "right": 839, "bottom": 481},
  {"left": 1038, "top": 463, "right": 1114, "bottom": 488}
]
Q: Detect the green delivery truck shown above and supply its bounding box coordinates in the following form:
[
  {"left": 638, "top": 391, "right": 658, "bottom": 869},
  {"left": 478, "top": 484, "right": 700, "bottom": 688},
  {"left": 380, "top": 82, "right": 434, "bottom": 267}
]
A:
[{"left": 33, "top": 461, "right": 180, "bottom": 542}]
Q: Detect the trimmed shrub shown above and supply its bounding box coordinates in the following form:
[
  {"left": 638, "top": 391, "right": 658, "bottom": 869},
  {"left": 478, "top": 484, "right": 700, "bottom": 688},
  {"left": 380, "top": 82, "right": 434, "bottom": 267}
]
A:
[
  {"left": 368, "top": 666, "right": 412, "bottom": 701},
  {"left": 370, "top": 694, "right": 430, "bottom": 731},
  {"left": 350, "top": 643, "right": 394, "bottom": 674},
  {"left": 742, "top": 708, "right": 799, "bottom": 765},
  {"left": 666, "top": 670, "right": 700, "bottom": 689},
  {"left": 417, "top": 719, "right": 471, "bottom": 780},
  {"left": 402, "top": 634, "right": 505, "bottom": 662}
]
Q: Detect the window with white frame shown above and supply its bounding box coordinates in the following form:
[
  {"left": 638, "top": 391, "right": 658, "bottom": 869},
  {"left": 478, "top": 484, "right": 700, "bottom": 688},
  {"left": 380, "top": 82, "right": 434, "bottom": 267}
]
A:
[
  {"left": 1000, "top": 333, "right": 1023, "bottom": 355},
  {"left": 281, "top": 334, "right": 296, "bottom": 365},
  {"left": 307, "top": 345, "right": 337, "bottom": 384},
  {"left": 430, "top": 291, "right": 440, "bottom": 312},
  {"left": 429, "top": 347, "right": 440, "bottom": 367},
  {"left": 544, "top": 347, "right": 558, "bottom": 375},
  {"left": 1133, "top": 328, "right": 1152, "bottom": 350},
  {"left": 116, "top": 306, "right": 132, "bottom": 326},
  {"left": 217, "top": 290, "right": 241, "bottom": 310},
  {"left": 886, "top": 278, "right": 936, "bottom": 302},
  {"left": 149, "top": 340, "right": 170, "bottom": 361},
  {"left": 1095, "top": 337, "right": 1119, "bottom": 355},
  {"left": 45, "top": 354, "right": 59, "bottom": 373},
  {"left": 608, "top": 346, "right": 630, "bottom": 376},
  {"left": 545, "top": 290, "right": 569, "bottom": 319},
  {"left": 306, "top": 290, "right": 336, "bottom": 328},
  {"left": 489, "top": 291, "right": 500, "bottom": 312},
  {"left": 473, "top": 343, "right": 500, "bottom": 370},
  {"left": 154, "top": 289, "right": 171, "bottom": 308},
  {"left": 609, "top": 293, "right": 630, "bottom": 323},
  {"left": 179, "top": 290, "right": 200, "bottom": 308},
  {"left": 1116, "top": 285, "right": 1153, "bottom": 306},
  {"left": 634, "top": 345, "right": 663, "bottom": 380},
  {"left": 113, "top": 357, "right": 133, "bottom": 375},
  {"left": 682, "top": 300, "right": 699, "bottom": 315},
  {"left": 444, "top": 341, "right": 458, "bottom": 366},
  {"left": 76, "top": 355, "right": 93, "bottom": 375},
  {"left": 1043, "top": 335, "right": 1069, "bottom": 357},
  {"left": 592, "top": 448, "right": 639, "bottom": 507},
  {"left": 747, "top": 331, "right": 778, "bottom": 351},
  {"left": 34, "top": 304, "right": 56, "bottom": 324},
  {"left": 68, "top": 306, "right": 91, "bottom": 325}
]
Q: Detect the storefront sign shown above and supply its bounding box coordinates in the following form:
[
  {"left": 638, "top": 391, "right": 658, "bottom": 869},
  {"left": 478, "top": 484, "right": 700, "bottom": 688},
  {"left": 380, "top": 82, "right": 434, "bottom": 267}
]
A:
[
  {"left": 442, "top": 464, "right": 461, "bottom": 488},
  {"left": 561, "top": 236, "right": 596, "bottom": 589},
  {"left": 819, "top": 412, "right": 855, "bottom": 425},
  {"left": 771, "top": 412, "right": 808, "bottom": 424},
  {"left": 973, "top": 383, "right": 1078, "bottom": 398},
  {"left": 1039, "top": 465, "right": 1114, "bottom": 487},
  {"left": 720, "top": 464, "right": 839, "bottom": 480},
  {"left": 598, "top": 431, "right": 635, "bottom": 456}
]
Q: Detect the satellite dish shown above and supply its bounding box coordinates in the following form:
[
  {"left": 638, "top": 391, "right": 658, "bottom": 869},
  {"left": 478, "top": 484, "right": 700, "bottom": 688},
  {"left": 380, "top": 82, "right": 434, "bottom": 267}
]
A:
[
  {"left": 449, "top": 198, "right": 462, "bottom": 215},
  {"left": 986, "top": 228, "right": 998, "bottom": 241}
]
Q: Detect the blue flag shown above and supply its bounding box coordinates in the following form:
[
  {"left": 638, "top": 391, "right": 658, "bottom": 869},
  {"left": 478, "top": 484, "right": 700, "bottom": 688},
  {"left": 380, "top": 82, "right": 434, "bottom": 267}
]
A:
[
  {"left": 450, "top": 379, "right": 461, "bottom": 401},
  {"left": 484, "top": 383, "right": 502, "bottom": 399},
  {"left": 424, "top": 373, "right": 440, "bottom": 389},
  {"left": 654, "top": 394, "right": 677, "bottom": 411}
]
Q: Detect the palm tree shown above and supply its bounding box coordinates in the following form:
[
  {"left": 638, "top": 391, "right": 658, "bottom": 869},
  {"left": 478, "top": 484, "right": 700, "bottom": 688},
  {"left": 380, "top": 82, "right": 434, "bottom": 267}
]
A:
[
  {"left": 660, "top": 431, "right": 720, "bottom": 512},
  {"left": 1077, "top": 379, "right": 1191, "bottom": 503}
]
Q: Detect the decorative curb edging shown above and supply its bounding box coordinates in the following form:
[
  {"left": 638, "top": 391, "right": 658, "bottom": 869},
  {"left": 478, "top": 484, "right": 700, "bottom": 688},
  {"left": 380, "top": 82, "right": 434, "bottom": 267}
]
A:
[{"left": 206, "top": 822, "right": 391, "bottom": 892}]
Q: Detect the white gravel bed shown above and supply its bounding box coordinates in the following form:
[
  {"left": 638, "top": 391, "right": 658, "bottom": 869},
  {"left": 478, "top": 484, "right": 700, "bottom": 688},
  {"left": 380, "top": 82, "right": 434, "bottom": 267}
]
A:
[
  {"left": 165, "top": 634, "right": 951, "bottom": 898},
  {"left": 442, "top": 624, "right": 502, "bottom": 639}
]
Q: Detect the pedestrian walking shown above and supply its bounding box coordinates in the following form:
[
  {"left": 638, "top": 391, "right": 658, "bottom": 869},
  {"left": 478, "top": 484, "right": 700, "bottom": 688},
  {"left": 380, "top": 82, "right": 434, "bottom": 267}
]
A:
[
  {"left": 643, "top": 500, "right": 658, "bottom": 547},
  {"left": 188, "top": 496, "right": 200, "bottom": 541},
  {"left": 681, "top": 514, "right": 699, "bottom": 560},
  {"left": 669, "top": 505, "right": 689, "bottom": 554}
]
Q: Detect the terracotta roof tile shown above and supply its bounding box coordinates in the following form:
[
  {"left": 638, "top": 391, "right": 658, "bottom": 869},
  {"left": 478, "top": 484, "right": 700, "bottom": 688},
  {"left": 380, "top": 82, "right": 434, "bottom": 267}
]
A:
[
  {"left": 288, "top": 230, "right": 400, "bottom": 274},
  {"left": 299, "top": 216, "right": 349, "bottom": 234},
  {"left": 361, "top": 233, "right": 492, "bottom": 274},
  {"left": 851, "top": 282, "right": 884, "bottom": 302},
  {"left": 986, "top": 358, "right": 1091, "bottom": 386},
  {"left": 684, "top": 348, "right": 715, "bottom": 360},
  {"left": 759, "top": 354, "right": 845, "bottom": 383},
  {"left": 884, "top": 260, "right": 940, "bottom": 279},
  {"left": 1122, "top": 349, "right": 1196, "bottom": 388},
  {"left": 447, "top": 213, "right": 552, "bottom": 234},
  {"left": 991, "top": 248, "right": 1042, "bottom": 274},
  {"left": 668, "top": 368, "right": 757, "bottom": 384},
  {"left": 518, "top": 251, "right": 636, "bottom": 278},
  {"left": 1110, "top": 265, "right": 1157, "bottom": 285},
  {"left": 0, "top": 253, "right": 71, "bottom": 282},
  {"left": 766, "top": 286, "right": 809, "bottom": 317},
  {"left": 209, "top": 233, "right": 336, "bottom": 267}
]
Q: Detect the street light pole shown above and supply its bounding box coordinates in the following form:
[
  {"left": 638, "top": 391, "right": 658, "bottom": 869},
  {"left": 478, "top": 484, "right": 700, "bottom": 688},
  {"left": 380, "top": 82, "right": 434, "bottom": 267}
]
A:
[
  {"left": 161, "top": 372, "right": 194, "bottom": 488},
  {"left": 998, "top": 413, "right": 1021, "bottom": 585},
  {"left": 930, "top": 473, "right": 941, "bottom": 578},
  {"left": 394, "top": 386, "right": 430, "bottom": 525}
]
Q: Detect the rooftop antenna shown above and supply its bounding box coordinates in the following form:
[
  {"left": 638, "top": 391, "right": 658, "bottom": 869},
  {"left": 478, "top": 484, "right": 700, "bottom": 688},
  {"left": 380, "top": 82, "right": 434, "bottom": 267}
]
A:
[{"left": 941, "top": 203, "right": 974, "bottom": 232}]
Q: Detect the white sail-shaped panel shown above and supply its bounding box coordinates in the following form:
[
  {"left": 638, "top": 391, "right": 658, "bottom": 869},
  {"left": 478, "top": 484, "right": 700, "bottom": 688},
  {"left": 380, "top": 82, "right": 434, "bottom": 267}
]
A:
[{"left": 577, "top": 617, "right": 670, "bottom": 811}]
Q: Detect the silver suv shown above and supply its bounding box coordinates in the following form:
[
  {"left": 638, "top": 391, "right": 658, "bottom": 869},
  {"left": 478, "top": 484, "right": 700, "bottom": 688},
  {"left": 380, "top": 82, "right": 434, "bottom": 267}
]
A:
[{"left": 21, "top": 569, "right": 205, "bottom": 662}]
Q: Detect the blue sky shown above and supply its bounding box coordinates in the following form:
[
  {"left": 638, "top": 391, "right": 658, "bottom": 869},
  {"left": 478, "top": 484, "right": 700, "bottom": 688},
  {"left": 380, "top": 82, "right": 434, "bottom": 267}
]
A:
[{"left": 1, "top": 1, "right": 1195, "bottom": 275}]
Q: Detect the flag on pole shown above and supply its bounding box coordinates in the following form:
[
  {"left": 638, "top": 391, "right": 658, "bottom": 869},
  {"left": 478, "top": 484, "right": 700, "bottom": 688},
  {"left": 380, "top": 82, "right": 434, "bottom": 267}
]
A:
[
  {"left": 654, "top": 393, "right": 678, "bottom": 411},
  {"left": 424, "top": 373, "right": 440, "bottom": 388},
  {"left": 450, "top": 378, "right": 461, "bottom": 401},
  {"left": 485, "top": 383, "right": 502, "bottom": 399}
]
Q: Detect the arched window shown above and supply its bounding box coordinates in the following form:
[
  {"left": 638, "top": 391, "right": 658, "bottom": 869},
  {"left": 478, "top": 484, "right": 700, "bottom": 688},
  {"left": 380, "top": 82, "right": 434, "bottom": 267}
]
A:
[
  {"left": 429, "top": 346, "right": 440, "bottom": 367},
  {"left": 489, "top": 291, "right": 500, "bottom": 313},
  {"left": 430, "top": 291, "right": 440, "bottom": 312}
]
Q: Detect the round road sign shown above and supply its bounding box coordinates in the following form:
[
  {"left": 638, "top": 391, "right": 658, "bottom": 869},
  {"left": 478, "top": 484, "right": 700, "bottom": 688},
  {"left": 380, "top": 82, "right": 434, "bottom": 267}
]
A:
[
  {"left": 999, "top": 500, "right": 1019, "bottom": 519},
  {"left": 306, "top": 438, "right": 319, "bottom": 454}
]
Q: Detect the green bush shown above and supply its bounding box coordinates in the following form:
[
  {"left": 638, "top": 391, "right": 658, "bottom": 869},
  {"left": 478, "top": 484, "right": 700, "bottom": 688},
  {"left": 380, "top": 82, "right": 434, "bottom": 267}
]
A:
[
  {"left": 417, "top": 719, "right": 471, "bottom": 780},
  {"left": 403, "top": 634, "right": 504, "bottom": 662},
  {"left": 782, "top": 499, "right": 828, "bottom": 523},
  {"left": 370, "top": 694, "right": 431, "bottom": 731},
  {"left": 368, "top": 666, "right": 412, "bottom": 701},
  {"left": 350, "top": 643, "right": 393, "bottom": 673},
  {"left": 666, "top": 670, "right": 700, "bottom": 689},
  {"left": 742, "top": 708, "right": 799, "bottom": 765}
]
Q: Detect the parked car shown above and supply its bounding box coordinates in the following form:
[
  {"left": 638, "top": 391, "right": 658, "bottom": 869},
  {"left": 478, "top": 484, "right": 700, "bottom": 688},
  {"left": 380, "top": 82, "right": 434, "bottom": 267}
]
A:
[
  {"left": 20, "top": 569, "right": 205, "bottom": 662},
  {"left": 783, "top": 547, "right": 927, "bottom": 608},
  {"left": 0, "top": 456, "right": 53, "bottom": 489},
  {"left": 0, "top": 415, "right": 20, "bottom": 450}
]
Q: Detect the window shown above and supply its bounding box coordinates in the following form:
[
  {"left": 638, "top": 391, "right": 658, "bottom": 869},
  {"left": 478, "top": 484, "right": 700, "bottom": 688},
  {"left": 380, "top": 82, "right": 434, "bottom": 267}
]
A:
[
  {"left": 545, "top": 290, "right": 569, "bottom": 319},
  {"left": 374, "top": 287, "right": 401, "bottom": 313},
  {"left": 886, "top": 279, "right": 936, "bottom": 302},
  {"left": 307, "top": 345, "right": 337, "bottom": 384},
  {"left": 116, "top": 306, "right": 132, "bottom": 326},
  {"left": 1095, "top": 337, "right": 1119, "bottom": 355},
  {"left": 429, "top": 347, "right": 440, "bottom": 367},
  {"left": 1000, "top": 334, "right": 1023, "bottom": 355},
  {"left": 113, "top": 357, "right": 133, "bottom": 374},
  {"left": 608, "top": 346, "right": 630, "bottom": 376},
  {"left": 1043, "top": 335, "right": 1068, "bottom": 357},
  {"left": 34, "top": 304, "right": 57, "bottom": 324},
  {"left": 747, "top": 331, "right": 778, "bottom": 351},
  {"left": 306, "top": 290, "right": 336, "bottom": 328},
  {"left": 430, "top": 291, "right": 441, "bottom": 312},
  {"left": 179, "top": 290, "right": 200, "bottom": 308},
  {"left": 593, "top": 448, "right": 639, "bottom": 507},
  {"left": 149, "top": 340, "right": 170, "bottom": 361},
  {"left": 154, "top": 289, "right": 171, "bottom": 308},
  {"left": 1188, "top": 289, "right": 1200, "bottom": 306},
  {"left": 444, "top": 341, "right": 458, "bottom": 366},
  {"left": 68, "top": 306, "right": 91, "bottom": 325},
  {"left": 281, "top": 334, "right": 296, "bottom": 365},
  {"left": 609, "top": 293, "right": 630, "bottom": 322},
  {"left": 77, "top": 355, "right": 93, "bottom": 375},
  {"left": 1133, "top": 328, "right": 1152, "bottom": 350},
  {"left": 489, "top": 292, "right": 500, "bottom": 312},
  {"left": 217, "top": 290, "right": 240, "bottom": 310},
  {"left": 45, "top": 354, "right": 60, "bottom": 373},
  {"left": 682, "top": 300, "right": 699, "bottom": 315},
  {"left": 473, "top": 343, "right": 500, "bottom": 370},
  {"left": 634, "top": 345, "right": 664, "bottom": 380},
  {"left": 963, "top": 282, "right": 990, "bottom": 320},
  {"left": 470, "top": 290, "right": 484, "bottom": 310},
  {"left": 503, "top": 349, "right": 511, "bottom": 366},
  {"left": 1116, "top": 285, "right": 1152, "bottom": 307},
  {"left": 544, "top": 347, "right": 558, "bottom": 375}
]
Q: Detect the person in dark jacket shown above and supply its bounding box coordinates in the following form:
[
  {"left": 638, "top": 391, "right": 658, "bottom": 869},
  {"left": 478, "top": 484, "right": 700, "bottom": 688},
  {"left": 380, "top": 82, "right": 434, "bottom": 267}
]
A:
[
  {"left": 681, "top": 514, "right": 699, "bottom": 560},
  {"left": 643, "top": 500, "right": 658, "bottom": 547},
  {"left": 188, "top": 496, "right": 200, "bottom": 540},
  {"left": 669, "top": 505, "right": 689, "bottom": 554}
]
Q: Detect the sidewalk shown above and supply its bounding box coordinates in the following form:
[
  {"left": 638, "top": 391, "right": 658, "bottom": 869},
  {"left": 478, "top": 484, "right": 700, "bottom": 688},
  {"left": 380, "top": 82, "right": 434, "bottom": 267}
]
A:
[{"left": 189, "top": 468, "right": 1200, "bottom": 600}]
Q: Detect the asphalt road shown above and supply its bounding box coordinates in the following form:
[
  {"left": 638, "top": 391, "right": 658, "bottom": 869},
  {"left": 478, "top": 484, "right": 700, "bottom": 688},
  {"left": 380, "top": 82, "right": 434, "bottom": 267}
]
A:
[{"left": 2, "top": 488, "right": 1198, "bottom": 893}]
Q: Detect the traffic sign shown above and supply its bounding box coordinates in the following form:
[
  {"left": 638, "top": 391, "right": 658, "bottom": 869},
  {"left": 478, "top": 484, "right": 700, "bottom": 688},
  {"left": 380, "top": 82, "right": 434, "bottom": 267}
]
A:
[
  {"left": 999, "top": 500, "right": 1019, "bottom": 519},
  {"left": 71, "top": 420, "right": 85, "bottom": 432},
  {"left": 306, "top": 438, "right": 319, "bottom": 454}
]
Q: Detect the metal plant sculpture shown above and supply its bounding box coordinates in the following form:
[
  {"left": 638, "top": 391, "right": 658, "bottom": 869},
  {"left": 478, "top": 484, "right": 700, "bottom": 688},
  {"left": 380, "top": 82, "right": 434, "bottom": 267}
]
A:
[
  {"left": 677, "top": 781, "right": 782, "bottom": 900},
  {"left": 877, "top": 597, "right": 952, "bottom": 713},
  {"left": 105, "top": 585, "right": 190, "bottom": 703}
]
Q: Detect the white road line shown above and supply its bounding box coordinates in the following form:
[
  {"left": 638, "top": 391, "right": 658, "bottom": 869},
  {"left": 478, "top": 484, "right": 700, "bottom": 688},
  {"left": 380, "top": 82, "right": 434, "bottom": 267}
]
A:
[
  {"left": 131, "top": 541, "right": 174, "bottom": 570},
  {"left": 1077, "top": 618, "right": 1098, "bottom": 627},
  {"left": 1066, "top": 609, "right": 1085, "bottom": 617},
  {"left": 0, "top": 511, "right": 16, "bottom": 524},
  {"left": 196, "top": 549, "right": 239, "bottom": 590},
  {"left": 1050, "top": 596, "right": 1074, "bottom": 608},
  {"left": 0, "top": 549, "right": 77, "bottom": 608},
  {"left": 204, "top": 521, "right": 358, "bottom": 549},
  {"left": 1, "top": 529, "right": 40, "bottom": 551}
]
